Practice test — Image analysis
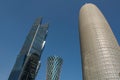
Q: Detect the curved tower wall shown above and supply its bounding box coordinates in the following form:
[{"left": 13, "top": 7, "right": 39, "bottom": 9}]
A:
[
  {"left": 46, "top": 56, "right": 63, "bottom": 80},
  {"left": 79, "top": 3, "right": 120, "bottom": 80}
]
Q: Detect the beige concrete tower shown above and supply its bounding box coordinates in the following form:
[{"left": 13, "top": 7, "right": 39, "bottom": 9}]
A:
[{"left": 79, "top": 3, "right": 120, "bottom": 80}]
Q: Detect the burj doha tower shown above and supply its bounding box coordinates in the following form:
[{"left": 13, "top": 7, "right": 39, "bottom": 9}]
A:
[
  {"left": 8, "top": 17, "right": 48, "bottom": 80},
  {"left": 79, "top": 3, "right": 120, "bottom": 80}
]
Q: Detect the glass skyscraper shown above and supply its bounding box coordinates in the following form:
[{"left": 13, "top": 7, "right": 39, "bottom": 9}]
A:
[
  {"left": 46, "top": 56, "right": 63, "bottom": 80},
  {"left": 79, "top": 3, "right": 120, "bottom": 80},
  {"left": 8, "top": 17, "right": 48, "bottom": 80}
]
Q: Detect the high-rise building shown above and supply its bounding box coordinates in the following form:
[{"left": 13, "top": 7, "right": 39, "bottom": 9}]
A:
[
  {"left": 79, "top": 3, "right": 120, "bottom": 80},
  {"left": 8, "top": 17, "right": 48, "bottom": 80},
  {"left": 46, "top": 56, "right": 63, "bottom": 80}
]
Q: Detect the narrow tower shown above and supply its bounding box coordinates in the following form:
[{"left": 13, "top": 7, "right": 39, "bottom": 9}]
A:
[
  {"left": 79, "top": 3, "right": 120, "bottom": 79},
  {"left": 8, "top": 17, "right": 48, "bottom": 80},
  {"left": 46, "top": 56, "right": 63, "bottom": 80}
]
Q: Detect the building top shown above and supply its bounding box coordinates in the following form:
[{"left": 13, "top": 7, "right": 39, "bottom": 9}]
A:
[
  {"left": 20, "top": 18, "right": 48, "bottom": 56},
  {"left": 80, "top": 3, "right": 97, "bottom": 14},
  {"left": 47, "top": 56, "right": 63, "bottom": 61}
]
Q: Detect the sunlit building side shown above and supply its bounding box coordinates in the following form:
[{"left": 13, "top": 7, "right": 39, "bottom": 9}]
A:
[{"left": 79, "top": 3, "right": 120, "bottom": 80}]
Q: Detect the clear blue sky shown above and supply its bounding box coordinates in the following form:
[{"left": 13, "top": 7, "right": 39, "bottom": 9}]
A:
[{"left": 0, "top": 0, "right": 120, "bottom": 80}]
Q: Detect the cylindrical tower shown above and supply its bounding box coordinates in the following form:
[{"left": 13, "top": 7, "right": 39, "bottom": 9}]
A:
[
  {"left": 46, "top": 56, "right": 63, "bottom": 80},
  {"left": 79, "top": 3, "right": 120, "bottom": 80}
]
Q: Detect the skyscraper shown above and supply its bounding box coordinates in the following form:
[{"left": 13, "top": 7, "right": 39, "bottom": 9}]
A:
[
  {"left": 8, "top": 17, "right": 48, "bottom": 80},
  {"left": 46, "top": 56, "right": 63, "bottom": 80},
  {"left": 79, "top": 3, "right": 120, "bottom": 80}
]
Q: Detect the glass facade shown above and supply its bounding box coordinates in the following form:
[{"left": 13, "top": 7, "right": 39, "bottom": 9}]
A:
[
  {"left": 8, "top": 17, "right": 48, "bottom": 80},
  {"left": 46, "top": 56, "right": 63, "bottom": 80},
  {"left": 79, "top": 3, "right": 120, "bottom": 80}
]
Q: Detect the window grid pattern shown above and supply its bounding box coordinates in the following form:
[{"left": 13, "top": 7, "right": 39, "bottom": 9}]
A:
[
  {"left": 46, "top": 56, "right": 63, "bottom": 80},
  {"left": 79, "top": 4, "right": 120, "bottom": 80}
]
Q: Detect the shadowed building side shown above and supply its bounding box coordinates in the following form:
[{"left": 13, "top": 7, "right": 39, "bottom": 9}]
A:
[
  {"left": 79, "top": 3, "right": 120, "bottom": 80},
  {"left": 8, "top": 17, "right": 48, "bottom": 80},
  {"left": 46, "top": 56, "right": 63, "bottom": 80}
]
